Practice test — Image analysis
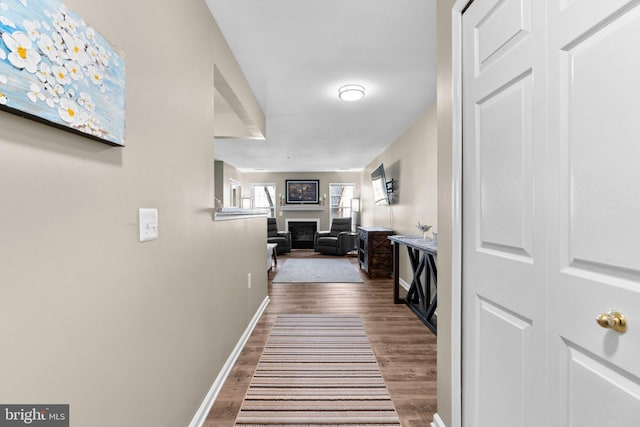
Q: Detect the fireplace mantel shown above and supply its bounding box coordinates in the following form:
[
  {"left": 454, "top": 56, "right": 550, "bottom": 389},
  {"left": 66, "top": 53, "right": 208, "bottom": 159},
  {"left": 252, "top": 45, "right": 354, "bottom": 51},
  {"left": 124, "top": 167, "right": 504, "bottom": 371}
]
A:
[{"left": 280, "top": 206, "right": 326, "bottom": 211}]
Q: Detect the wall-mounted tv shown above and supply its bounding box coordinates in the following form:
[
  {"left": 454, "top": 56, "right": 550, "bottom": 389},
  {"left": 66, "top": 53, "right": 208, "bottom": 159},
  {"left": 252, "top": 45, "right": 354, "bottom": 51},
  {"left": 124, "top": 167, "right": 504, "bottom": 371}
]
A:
[{"left": 371, "top": 163, "right": 392, "bottom": 205}]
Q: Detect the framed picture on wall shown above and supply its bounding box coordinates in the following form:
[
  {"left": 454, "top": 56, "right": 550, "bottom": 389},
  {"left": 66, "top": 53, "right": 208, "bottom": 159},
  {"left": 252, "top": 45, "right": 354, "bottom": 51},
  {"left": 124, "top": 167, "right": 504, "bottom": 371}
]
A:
[
  {"left": 0, "top": 0, "right": 126, "bottom": 146},
  {"left": 286, "top": 180, "right": 319, "bottom": 204}
]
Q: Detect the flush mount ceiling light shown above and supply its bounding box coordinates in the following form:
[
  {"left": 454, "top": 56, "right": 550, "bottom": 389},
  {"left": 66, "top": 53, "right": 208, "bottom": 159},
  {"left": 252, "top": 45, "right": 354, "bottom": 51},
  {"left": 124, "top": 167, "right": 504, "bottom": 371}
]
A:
[{"left": 338, "top": 84, "right": 365, "bottom": 101}]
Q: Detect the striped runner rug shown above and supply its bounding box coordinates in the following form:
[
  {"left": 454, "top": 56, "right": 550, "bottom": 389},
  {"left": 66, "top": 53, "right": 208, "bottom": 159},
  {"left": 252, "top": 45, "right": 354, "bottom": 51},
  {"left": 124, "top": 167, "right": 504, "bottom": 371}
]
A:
[{"left": 234, "top": 314, "right": 401, "bottom": 426}]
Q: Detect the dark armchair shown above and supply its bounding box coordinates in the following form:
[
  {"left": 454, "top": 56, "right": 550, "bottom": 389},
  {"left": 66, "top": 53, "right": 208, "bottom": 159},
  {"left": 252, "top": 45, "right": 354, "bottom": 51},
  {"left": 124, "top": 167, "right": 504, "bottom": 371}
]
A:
[
  {"left": 313, "top": 217, "right": 356, "bottom": 255},
  {"left": 267, "top": 217, "right": 291, "bottom": 254}
]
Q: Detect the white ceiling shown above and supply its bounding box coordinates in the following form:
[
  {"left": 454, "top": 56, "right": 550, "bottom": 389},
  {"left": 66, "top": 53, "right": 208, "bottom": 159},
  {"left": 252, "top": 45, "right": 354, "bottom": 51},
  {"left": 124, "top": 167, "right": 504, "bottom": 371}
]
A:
[{"left": 205, "top": 0, "right": 437, "bottom": 172}]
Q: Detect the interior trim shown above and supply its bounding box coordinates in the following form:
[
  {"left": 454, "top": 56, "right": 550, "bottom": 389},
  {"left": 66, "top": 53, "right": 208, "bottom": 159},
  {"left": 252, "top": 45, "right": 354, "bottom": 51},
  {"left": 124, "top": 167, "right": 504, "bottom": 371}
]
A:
[
  {"left": 432, "top": 413, "right": 447, "bottom": 427},
  {"left": 399, "top": 277, "right": 411, "bottom": 292},
  {"left": 447, "top": 1, "right": 469, "bottom": 427}
]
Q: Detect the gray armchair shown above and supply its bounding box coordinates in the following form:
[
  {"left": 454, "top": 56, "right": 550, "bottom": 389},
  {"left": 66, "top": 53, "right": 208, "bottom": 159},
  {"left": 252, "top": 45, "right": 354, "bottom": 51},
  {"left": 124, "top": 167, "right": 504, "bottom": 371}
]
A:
[
  {"left": 313, "top": 217, "right": 356, "bottom": 255},
  {"left": 267, "top": 217, "right": 291, "bottom": 254}
]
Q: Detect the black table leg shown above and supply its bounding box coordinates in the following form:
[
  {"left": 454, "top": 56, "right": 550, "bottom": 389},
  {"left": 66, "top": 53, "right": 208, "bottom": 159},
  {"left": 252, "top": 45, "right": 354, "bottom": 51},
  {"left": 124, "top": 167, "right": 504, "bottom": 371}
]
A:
[{"left": 393, "top": 242, "right": 402, "bottom": 304}]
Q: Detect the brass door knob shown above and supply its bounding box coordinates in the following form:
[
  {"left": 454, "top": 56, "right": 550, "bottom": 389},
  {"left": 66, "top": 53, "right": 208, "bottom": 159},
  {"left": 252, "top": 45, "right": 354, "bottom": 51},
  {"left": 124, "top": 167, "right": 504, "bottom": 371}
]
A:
[{"left": 596, "top": 310, "right": 627, "bottom": 333}]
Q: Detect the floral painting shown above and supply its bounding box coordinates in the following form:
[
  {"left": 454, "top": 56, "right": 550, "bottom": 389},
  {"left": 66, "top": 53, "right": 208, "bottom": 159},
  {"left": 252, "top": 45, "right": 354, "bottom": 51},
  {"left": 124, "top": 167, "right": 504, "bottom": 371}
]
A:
[{"left": 0, "top": 0, "right": 125, "bottom": 145}]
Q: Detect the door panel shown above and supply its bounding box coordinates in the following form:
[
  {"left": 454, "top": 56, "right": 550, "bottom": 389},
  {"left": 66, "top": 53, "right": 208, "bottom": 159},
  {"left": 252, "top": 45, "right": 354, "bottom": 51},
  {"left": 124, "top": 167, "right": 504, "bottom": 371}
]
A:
[
  {"left": 476, "top": 298, "right": 533, "bottom": 426},
  {"left": 565, "top": 342, "right": 640, "bottom": 427},
  {"left": 476, "top": 71, "right": 533, "bottom": 260},
  {"left": 475, "top": 0, "right": 532, "bottom": 72},
  {"left": 561, "top": 5, "right": 640, "bottom": 276},
  {"left": 549, "top": 0, "right": 640, "bottom": 424},
  {"left": 463, "top": 0, "right": 640, "bottom": 425},
  {"left": 462, "top": 0, "right": 546, "bottom": 425}
]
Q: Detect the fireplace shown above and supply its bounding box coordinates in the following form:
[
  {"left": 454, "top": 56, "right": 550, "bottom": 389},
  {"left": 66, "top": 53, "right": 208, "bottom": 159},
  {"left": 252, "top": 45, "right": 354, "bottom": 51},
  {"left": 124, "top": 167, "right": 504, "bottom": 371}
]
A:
[{"left": 286, "top": 219, "right": 320, "bottom": 249}]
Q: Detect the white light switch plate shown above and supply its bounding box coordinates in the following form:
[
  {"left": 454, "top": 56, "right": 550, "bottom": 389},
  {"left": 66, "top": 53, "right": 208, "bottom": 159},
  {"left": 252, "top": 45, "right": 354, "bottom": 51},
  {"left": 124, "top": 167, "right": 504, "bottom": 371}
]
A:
[{"left": 139, "top": 208, "right": 158, "bottom": 242}]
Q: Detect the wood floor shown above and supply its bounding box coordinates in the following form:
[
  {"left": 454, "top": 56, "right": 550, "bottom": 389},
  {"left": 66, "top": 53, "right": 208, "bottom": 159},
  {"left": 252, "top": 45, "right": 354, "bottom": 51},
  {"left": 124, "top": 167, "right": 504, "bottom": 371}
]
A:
[{"left": 204, "top": 250, "right": 437, "bottom": 427}]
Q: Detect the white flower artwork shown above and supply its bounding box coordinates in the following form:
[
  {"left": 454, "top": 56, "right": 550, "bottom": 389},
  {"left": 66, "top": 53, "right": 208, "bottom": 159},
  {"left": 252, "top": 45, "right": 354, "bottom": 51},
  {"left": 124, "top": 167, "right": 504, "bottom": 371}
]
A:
[
  {"left": 0, "top": 0, "right": 125, "bottom": 145},
  {"left": 0, "top": 73, "right": 8, "bottom": 104}
]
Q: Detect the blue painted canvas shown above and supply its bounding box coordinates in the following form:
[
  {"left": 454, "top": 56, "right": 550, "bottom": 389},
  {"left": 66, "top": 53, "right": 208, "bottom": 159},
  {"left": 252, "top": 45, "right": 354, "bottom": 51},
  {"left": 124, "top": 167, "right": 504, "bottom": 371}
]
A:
[{"left": 0, "top": 0, "right": 125, "bottom": 145}]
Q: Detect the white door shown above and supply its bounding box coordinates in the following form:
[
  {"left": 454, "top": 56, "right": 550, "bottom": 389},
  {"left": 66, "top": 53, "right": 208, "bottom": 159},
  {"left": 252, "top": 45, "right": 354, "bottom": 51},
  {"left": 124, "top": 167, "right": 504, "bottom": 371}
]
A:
[
  {"left": 462, "top": 0, "right": 640, "bottom": 426},
  {"left": 462, "top": 0, "right": 548, "bottom": 425},
  {"left": 547, "top": 1, "right": 640, "bottom": 425}
]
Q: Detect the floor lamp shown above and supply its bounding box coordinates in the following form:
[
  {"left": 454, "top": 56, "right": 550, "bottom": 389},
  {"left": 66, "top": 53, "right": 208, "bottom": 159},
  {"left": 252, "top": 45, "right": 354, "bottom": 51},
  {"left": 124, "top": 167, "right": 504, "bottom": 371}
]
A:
[{"left": 351, "top": 198, "right": 360, "bottom": 230}]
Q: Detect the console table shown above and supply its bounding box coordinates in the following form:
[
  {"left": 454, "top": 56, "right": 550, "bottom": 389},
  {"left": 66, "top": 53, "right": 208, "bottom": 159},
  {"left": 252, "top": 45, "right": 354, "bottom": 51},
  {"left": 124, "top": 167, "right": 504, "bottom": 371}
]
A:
[
  {"left": 388, "top": 235, "right": 438, "bottom": 334},
  {"left": 357, "top": 227, "right": 394, "bottom": 278}
]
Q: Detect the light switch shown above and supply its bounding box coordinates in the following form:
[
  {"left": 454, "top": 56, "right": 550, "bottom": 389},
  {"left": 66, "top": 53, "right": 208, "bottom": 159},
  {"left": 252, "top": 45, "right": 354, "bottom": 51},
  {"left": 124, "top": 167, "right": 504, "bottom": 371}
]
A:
[{"left": 139, "top": 208, "right": 158, "bottom": 242}]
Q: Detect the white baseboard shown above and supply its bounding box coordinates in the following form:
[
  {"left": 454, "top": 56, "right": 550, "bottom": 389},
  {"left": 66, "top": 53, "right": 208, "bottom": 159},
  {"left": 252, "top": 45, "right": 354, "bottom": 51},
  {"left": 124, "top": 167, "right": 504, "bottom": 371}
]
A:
[
  {"left": 431, "top": 413, "right": 446, "bottom": 427},
  {"left": 189, "top": 296, "right": 270, "bottom": 427},
  {"left": 399, "top": 277, "right": 411, "bottom": 292}
]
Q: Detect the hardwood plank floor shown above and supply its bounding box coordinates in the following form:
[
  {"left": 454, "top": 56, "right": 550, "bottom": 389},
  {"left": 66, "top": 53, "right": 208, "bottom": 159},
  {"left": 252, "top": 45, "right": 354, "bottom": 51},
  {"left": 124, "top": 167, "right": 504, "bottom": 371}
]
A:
[{"left": 204, "top": 249, "right": 437, "bottom": 426}]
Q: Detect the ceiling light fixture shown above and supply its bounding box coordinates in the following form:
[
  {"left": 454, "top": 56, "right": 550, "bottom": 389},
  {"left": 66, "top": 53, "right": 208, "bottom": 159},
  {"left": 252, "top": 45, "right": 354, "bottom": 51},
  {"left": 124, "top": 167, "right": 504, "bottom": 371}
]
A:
[{"left": 338, "top": 84, "right": 365, "bottom": 101}]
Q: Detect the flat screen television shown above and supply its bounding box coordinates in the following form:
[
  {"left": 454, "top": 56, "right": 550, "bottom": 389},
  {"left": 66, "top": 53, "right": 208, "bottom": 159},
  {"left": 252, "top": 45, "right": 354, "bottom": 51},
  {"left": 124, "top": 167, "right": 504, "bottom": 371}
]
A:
[{"left": 371, "top": 163, "right": 391, "bottom": 205}]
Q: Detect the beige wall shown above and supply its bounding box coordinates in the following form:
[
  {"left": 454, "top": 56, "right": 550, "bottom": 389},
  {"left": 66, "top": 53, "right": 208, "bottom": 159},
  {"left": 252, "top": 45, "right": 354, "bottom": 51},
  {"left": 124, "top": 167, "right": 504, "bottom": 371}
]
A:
[
  {"left": 359, "top": 104, "right": 438, "bottom": 285},
  {"left": 238, "top": 171, "right": 361, "bottom": 231},
  {"left": 0, "top": 1, "right": 267, "bottom": 426}
]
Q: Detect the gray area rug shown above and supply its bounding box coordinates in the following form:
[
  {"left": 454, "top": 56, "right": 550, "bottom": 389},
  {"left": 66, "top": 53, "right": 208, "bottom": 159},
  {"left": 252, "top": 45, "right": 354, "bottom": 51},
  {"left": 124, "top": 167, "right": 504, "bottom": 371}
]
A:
[{"left": 273, "top": 258, "right": 364, "bottom": 283}]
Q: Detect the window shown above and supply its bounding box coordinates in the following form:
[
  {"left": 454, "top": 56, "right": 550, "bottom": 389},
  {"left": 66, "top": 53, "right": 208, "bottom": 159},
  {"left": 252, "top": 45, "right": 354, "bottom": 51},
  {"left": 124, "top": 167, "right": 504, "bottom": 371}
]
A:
[
  {"left": 329, "top": 183, "right": 355, "bottom": 221},
  {"left": 251, "top": 183, "right": 276, "bottom": 217}
]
